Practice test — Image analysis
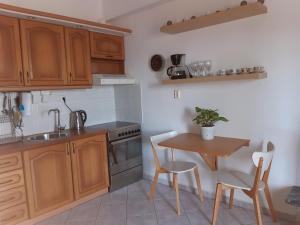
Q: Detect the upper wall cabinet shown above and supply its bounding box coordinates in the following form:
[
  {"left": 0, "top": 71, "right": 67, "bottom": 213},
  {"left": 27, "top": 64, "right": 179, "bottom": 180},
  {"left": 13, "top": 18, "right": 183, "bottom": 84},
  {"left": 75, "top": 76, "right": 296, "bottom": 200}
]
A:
[
  {"left": 90, "top": 32, "right": 124, "bottom": 60},
  {"left": 20, "top": 20, "right": 68, "bottom": 86},
  {"left": 65, "top": 28, "right": 92, "bottom": 86},
  {"left": 0, "top": 15, "right": 24, "bottom": 87}
]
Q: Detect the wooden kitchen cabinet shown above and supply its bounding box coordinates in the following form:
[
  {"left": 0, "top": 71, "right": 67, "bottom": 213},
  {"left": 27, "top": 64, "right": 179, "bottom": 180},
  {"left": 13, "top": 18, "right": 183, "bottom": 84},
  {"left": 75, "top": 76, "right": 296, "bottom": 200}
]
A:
[
  {"left": 0, "top": 15, "right": 24, "bottom": 87},
  {"left": 90, "top": 32, "right": 124, "bottom": 60},
  {"left": 20, "top": 20, "right": 68, "bottom": 86},
  {"left": 71, "top": 134, "right": 109, "bottom": 199},
  {"left": 23, "top": 143, "right": 74, "bottom": 217},
  {"left": 65, "top": 27, "right": 92, "bottom": 86}
]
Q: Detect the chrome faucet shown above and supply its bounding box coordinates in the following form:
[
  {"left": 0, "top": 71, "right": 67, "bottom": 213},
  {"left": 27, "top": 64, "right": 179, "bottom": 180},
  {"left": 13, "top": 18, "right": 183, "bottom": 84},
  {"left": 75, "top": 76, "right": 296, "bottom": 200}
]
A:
[{"left": 48, "top": 108, "right": 65, "bottom": 133}]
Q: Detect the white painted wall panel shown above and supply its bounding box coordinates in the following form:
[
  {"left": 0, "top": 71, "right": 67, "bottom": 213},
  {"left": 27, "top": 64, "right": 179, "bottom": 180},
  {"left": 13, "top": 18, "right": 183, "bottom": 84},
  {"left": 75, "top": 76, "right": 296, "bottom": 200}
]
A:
[{"left": 111, "top": 0, "right": 300, "bottom": 217}]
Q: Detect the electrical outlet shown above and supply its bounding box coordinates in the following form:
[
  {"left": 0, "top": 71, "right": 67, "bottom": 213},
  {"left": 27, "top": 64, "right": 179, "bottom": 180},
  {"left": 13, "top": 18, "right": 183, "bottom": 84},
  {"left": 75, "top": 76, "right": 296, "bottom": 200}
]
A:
[{"left": 174, "top": 90, "right": 181, "bottom": 99}]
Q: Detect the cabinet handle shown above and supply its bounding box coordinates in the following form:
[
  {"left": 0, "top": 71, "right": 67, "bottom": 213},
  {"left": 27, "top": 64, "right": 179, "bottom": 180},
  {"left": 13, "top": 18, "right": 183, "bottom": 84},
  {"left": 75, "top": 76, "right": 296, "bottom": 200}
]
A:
[
  {"left": 0, "top": 179, "right": 13, "bottom": 185},
  {"left": 66, "top": 146, "right": 70, "bottom": 156},
  {"left": 0, "top": 196, "right": 15, "bottom": 204},
  {"left": 69, "top": 72, "right": 72, "bottom": 81},
  {"left": 26, "top": 71, "right": 30, "bottom": 83},
  {"left": 72, "top": 143, "right": 75, "bottom": 154},
  {"left": 19, "top": 71, "right": 23, "bottom": 83}
]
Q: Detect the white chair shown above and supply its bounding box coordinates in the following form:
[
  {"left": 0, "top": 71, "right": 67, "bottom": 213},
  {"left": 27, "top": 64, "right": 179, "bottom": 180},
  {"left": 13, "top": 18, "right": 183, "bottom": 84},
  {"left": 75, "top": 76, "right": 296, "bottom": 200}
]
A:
[
  {"left": 148, "top": 131, "right": 204, "bottom": 215},
  {"left": 211, "top": 140, "right": 277, "bottom": 225}
]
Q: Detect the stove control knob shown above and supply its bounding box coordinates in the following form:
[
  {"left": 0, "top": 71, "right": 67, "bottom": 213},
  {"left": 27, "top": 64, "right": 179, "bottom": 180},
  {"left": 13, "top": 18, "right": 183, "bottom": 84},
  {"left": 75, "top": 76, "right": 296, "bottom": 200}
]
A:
[{"left": 118, "top": 134, "right": 121, "bottom": 137}]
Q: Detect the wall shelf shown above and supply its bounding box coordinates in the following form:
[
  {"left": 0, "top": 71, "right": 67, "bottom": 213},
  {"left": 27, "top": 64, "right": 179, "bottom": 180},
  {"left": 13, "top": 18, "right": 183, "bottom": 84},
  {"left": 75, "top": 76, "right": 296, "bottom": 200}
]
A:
[
  {"left": 161, "top": 72, "right": 267, "bottom": 85},
  {"left": 160, "top": 2, "right": 267, "bottom": 34}
]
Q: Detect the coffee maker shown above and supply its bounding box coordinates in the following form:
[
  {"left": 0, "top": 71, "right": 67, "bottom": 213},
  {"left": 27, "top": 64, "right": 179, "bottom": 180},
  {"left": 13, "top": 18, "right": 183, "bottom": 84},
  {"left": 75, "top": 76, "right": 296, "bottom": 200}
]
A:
[{"left": 167, "top": 54, "right": 189, "bottom": 79}]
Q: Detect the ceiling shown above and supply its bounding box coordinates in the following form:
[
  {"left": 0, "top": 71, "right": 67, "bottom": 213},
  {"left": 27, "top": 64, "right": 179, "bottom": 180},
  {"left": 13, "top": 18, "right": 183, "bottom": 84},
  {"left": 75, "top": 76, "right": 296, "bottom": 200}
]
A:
[{"left": 102, "top": 0, "right": 172, "bottom": 21}]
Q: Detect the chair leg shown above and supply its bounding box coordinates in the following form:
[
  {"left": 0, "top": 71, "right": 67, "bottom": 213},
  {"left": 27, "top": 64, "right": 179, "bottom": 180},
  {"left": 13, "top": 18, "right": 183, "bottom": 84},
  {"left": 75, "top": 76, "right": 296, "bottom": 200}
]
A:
[
  {"left": 229, "top": 188, "right": 234, "bottom": 209},
  {"left": 149, "top": 170, "right": 159, "bottom": 200},
  {"left": 173, "top": 173, "right": 181, "bottom": 215},
  {"left": 172, "top": 173, "right": 176, "bottom": 189},
  {"left": 264, "top": 183, "right": 278, "bottom": 222},
  {"left": 253, "top": 194, "right": 263, "bottom": 225},
  {"left": 193, "top": 167, "right": 204, "bottom": 202},
  {"left": 212, "top": 183, "right": 223, "bottom": 225}
]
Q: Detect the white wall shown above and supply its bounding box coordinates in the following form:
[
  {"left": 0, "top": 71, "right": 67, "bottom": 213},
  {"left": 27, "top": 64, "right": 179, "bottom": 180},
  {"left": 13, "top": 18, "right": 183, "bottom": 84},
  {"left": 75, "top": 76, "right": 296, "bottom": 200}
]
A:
[
  {"left": 111, "top": 0, "right": 300, "bottom": 218},
  {"left": 0, "top": 0, "right": 104, "bottom": 22}
]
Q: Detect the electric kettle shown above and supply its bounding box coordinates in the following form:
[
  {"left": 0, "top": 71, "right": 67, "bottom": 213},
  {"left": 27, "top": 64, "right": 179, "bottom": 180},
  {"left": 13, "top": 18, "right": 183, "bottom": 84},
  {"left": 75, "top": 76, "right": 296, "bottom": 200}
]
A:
[{"left": 69, "top": 110, "right": 87, "bottom": 130}]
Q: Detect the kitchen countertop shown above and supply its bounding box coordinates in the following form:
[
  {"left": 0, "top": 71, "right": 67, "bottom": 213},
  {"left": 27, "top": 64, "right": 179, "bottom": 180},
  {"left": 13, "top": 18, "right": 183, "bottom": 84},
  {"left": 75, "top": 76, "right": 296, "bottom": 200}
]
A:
[{"left": 0, "top": 124, "right": 109, "bottom": 156}]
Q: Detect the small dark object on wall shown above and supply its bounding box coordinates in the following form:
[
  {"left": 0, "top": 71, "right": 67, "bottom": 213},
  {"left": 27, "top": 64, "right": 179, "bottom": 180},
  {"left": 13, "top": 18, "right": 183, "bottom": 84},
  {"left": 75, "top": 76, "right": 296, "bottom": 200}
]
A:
[
  {"left": 190, "top": 16, "right": 196, "bottom": 20},
  {"left": 240, "top": 0, "right": 248, "bottom": 6},
  {"left": 150, "top": 55, "right": 164, "bottom": 72},
  {"left": 166, "top": 20, "right": 173, "bottom": 26},
  {"left": 216, "top": 10, "right": 221, "bottom": 13},
  {"left": 258, "top": 0, "right": 265, "bottom": 4}
]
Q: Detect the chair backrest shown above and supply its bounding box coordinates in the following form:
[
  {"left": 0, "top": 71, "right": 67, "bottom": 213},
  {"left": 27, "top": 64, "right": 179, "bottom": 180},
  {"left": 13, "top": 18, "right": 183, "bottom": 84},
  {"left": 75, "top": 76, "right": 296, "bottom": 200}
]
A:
[
  {"left": 150, "top": 131, "right": 178, "bottom": 169},
  {"left": 252, "top": 151, "right": 274, "bottom": 173},
  {"left": 250, "top": 142, "right": 275, "bottom": 192},
  {"left": 262, "top": 139, "right": 275, "bottom": 153}
]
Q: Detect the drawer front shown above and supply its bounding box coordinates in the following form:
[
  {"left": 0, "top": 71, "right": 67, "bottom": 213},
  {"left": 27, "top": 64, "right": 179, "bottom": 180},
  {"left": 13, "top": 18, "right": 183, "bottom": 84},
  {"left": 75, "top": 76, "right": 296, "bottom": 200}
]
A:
[
  {"left": 0, "top": 170, "right": 24, "bottom": 192},
  {"left": 0, "top": 204, "right": 28, "bottom": 225},
  {"left": 0, "top": 187, "right": 26, "bottom": 211},
  {"left": 0, "top": 153, "right": 22, "bottom": 174}
]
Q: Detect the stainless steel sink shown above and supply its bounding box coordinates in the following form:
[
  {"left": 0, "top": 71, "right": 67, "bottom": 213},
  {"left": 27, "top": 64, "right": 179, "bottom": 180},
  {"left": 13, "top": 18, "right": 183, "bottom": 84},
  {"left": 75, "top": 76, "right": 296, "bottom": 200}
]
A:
[{"left": 27, "top": 132, "right": 68, "bottom": 141}]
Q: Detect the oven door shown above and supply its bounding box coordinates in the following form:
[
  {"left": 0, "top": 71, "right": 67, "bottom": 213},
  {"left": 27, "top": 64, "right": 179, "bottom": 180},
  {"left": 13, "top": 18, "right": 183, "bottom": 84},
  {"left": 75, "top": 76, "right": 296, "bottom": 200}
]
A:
[{"left": 109, "top": 135, "right": 142, "bottom": 175}]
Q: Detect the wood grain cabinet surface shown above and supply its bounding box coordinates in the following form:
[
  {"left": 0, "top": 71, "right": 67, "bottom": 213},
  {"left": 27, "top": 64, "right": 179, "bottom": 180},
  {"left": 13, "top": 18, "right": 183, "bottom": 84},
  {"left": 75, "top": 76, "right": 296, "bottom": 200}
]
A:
[
  {"left": 71, "top": 134, "right": 109, "bottom": 199},
  {"left": 23, "top": 143, "right": 74, "bottom": 217},
  {"left": 0, "top": 186, "right": 27, "bottom": 212},
  {"left": 20, "top": 20, "right": 68, "bottom": 86},
  {"left": 0, "top": 203, "right": 28, "bottom": 225},
  {"left": 65, "top": 27, "right": 92, "bottom": 86},
  {"left": 90, "top": 32, "right": 124, "bottom": 60},
  {"left": 0, "top": 169, "right": 24, "bottom": 193},
  {"left": 0, "top": 152, "right": 22, "bottom": 174},
  {"left": 0, "top": 15, "right": 24, "bottom": 87}
]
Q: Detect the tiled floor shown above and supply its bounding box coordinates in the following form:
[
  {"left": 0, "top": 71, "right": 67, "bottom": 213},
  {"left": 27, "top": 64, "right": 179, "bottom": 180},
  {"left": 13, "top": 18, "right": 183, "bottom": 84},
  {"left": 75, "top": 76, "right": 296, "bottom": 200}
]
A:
[{"left": 35, "top": 180, "right": 293, "bottom": 225}]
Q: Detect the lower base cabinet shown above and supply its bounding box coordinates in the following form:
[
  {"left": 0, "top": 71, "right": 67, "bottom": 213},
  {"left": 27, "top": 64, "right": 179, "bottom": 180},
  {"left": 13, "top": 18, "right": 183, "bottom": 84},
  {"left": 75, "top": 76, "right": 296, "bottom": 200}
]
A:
[
  {"left": 23, "top": 143, "right": 74, "bottom": 218},
  {"left": 23, "top": 134, "right": 109, "bottom": 218},
  {"left": 71, "top": 135, "right": 109, "bottom": 199}
]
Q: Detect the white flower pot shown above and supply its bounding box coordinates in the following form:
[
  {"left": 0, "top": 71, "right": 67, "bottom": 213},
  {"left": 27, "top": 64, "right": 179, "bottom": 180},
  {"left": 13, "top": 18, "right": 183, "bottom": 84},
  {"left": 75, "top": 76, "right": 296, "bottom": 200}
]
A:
[{"left": 201, "top": 127, "right": 214, "bottom": 140}]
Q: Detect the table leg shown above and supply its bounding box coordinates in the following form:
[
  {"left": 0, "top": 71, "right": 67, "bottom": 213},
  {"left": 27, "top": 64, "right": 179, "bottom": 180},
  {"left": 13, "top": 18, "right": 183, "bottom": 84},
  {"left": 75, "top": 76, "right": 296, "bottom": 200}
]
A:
[{"left": 199, "top": 153, "right": 218, "bottom": 171}]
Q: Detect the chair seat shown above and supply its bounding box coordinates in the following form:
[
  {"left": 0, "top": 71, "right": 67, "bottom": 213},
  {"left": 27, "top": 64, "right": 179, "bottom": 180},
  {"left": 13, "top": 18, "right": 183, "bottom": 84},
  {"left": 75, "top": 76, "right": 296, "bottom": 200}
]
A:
[
  {"left": 161, "top": 161, "right": 197, "bottom": 173},
  {"left": 217, "top": 170, "right": 265, "bottom": 191}
]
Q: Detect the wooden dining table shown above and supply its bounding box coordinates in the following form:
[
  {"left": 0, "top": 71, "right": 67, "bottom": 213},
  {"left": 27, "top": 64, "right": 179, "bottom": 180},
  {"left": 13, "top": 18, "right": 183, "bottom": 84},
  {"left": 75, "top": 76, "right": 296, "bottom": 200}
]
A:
[{"left": 158, "top": 133, "right": 250, "bottom": 171}]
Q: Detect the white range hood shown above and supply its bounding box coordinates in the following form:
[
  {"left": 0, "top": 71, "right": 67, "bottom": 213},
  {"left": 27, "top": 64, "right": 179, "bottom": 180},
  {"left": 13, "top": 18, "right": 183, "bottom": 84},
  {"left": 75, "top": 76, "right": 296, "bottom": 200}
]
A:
[{"left": 93, "top": 74, "right": 137, "bottom": 85}]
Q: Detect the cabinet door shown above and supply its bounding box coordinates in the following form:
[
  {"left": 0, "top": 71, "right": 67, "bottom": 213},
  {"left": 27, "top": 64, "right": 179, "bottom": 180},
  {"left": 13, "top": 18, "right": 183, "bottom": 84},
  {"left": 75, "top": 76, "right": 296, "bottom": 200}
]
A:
[
  {"left": 71, "top": 134, "right": 109, "bottom": 199},
  {"left": 23, "top": 143, "right": 73, "bottom": 218},
  {"left": 90, "top": 32, "right": 124, "bottom": 60},
  {"left": 20, "top": 20, "right": 68, "bottom": 86},
  {"left": 0, "top": 15, "right": 24, "bottom": 87},
  {"left": 65, "top": 28, "right": 92, "bottom": 86}
]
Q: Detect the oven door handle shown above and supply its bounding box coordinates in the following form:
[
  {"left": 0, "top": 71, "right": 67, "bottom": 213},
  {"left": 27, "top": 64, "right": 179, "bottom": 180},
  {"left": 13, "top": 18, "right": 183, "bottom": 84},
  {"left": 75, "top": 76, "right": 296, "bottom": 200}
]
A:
[{"left": 110, "top": 135, "right": 141, "bottom": 145}]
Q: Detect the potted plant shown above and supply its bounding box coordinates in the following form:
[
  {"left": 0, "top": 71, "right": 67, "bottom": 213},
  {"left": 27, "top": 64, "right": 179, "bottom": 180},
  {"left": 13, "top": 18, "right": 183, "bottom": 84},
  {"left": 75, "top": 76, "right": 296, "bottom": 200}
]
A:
[{"left": 193, "top": 107, "right": 229, "bottom": 140}]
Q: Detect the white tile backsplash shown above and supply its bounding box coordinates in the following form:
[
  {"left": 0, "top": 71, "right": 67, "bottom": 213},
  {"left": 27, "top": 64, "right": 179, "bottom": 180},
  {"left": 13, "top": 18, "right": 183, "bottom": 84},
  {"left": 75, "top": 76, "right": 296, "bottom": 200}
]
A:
[
  {"left": 114, "top": 84, "right": 142, "bottom": 123},
  {"left": 0, "top": 86, "right": 116, "bottom": 136},
  {"left": 0, "top": 85, "right": 142, "bottom": 136}
]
